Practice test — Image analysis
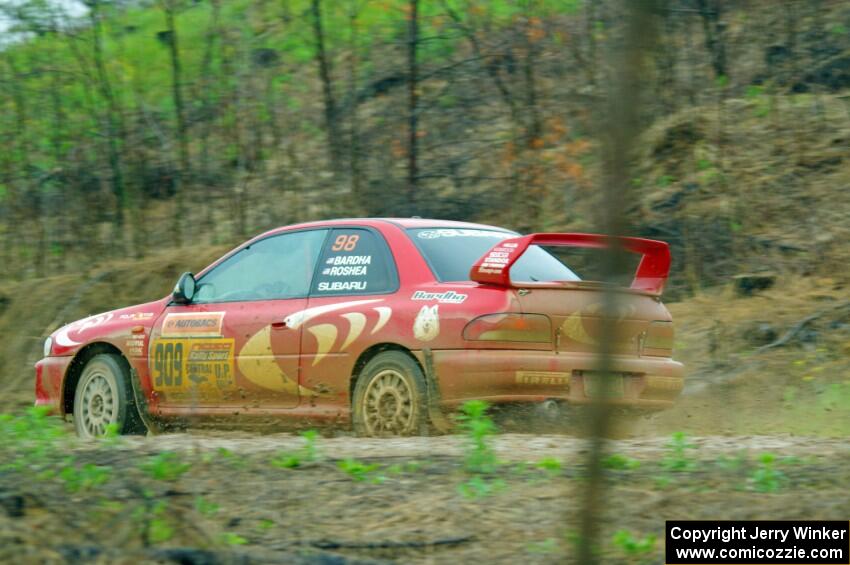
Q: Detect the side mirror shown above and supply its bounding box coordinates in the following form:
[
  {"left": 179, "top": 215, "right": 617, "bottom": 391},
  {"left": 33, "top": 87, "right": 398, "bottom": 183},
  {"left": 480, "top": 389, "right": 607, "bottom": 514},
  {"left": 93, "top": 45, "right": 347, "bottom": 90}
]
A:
[{"left": 172, "top": 272, "right": 196, "bottom": 305}]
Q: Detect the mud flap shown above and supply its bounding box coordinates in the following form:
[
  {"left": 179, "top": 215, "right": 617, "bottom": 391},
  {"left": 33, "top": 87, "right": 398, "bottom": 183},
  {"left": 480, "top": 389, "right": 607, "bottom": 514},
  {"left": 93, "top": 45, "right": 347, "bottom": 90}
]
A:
[
  {"left": 422, "top": 348, "right": 453, "bottom": 434},
  {"left": 128, "top": 367, "right": 164, "bottom": 435}
]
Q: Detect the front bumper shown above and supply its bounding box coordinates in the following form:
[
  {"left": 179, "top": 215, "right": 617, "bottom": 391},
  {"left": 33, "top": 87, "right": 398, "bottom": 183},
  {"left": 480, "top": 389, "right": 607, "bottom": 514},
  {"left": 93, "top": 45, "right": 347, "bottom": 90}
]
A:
[
  {"left": 34, "top": 356, "right": 73, "bottom": 415},
  {"left": 426, "top": 349, "right": 684, "bottom": 410}
]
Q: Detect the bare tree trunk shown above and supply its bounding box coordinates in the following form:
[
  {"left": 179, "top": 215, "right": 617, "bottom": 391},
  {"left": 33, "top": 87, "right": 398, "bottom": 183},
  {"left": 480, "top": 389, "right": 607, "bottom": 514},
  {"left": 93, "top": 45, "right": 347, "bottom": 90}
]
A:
[
  {"left": 347, "top": 0, "right": 363, "bottom": 211},
  {"left": 520, "top": 11, "right": 544, "bottom": 232},
  {"left": 696, "top": 0, "right": 727, "bottom": 79},
  {"left": 161, "top": 0, "right": 189, "bottom": 247},
  {"left": 89, "top": 1, "right": 126, "bottom": 237},
  {"left": 5, "top": 54, "right": 45, "bottom": 277},
  {"left": 407, "top": 0, "right": 419, "bottom": 212},
  {"left": 311, "top": 0, "right": 341, "bottom": 170}
]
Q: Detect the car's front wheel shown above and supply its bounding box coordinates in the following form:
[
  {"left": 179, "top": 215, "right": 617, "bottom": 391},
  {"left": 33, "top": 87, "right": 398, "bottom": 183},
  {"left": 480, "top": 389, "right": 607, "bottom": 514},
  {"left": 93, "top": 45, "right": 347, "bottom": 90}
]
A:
[
  {"left": 73, "top": 353, "right": 146, "bottom": 438},
  {"left": 352, "top": 351, "right": 429, "bottom": 437}
]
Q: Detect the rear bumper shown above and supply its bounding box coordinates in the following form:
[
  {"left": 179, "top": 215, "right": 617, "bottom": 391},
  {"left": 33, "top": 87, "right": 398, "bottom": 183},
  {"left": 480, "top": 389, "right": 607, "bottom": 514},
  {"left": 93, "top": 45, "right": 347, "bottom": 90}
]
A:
[
  {"left": 425, "top": 349, "right": 684, "bottom": 410},
  {"left": 34, "top": 356, "right": 72, "bottom": 415}
]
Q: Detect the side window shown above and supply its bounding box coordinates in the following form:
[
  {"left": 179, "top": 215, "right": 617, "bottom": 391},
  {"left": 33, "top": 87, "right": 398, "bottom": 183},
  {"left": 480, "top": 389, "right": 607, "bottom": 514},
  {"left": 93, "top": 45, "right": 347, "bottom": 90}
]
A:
[
  {"left": 311, "top": 228, "right": 397, "bottom": 296},
  {"left": 194, "top": 229, "right": 327, "bottom": 303}
]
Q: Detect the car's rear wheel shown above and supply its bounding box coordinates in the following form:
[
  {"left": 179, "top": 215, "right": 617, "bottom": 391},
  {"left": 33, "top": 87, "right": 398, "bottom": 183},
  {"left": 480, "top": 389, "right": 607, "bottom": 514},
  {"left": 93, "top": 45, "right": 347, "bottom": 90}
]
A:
[
  {"left": 352, "top": 351, "right": 429, "bottom": 437},
  {"left": 73, "top": 353, "right": 146, "bottom": 438}
]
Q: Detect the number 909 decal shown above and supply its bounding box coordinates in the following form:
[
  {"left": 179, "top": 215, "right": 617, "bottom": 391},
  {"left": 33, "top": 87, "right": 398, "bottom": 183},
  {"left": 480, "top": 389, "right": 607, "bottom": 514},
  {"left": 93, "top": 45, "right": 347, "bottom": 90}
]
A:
[{"left": 151, "top": 338, "right": 235, "bottom": 399}]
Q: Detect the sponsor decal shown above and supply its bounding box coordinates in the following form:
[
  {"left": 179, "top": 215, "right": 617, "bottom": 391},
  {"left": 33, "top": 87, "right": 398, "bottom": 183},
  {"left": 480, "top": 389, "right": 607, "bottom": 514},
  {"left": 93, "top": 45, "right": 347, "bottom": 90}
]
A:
[
  {"left": 151, "top": 338, "right": 236, "bottom": 396},
  {"left": 161, "top": 312, "right": 225, "bottom": 338},
  {"left": 125, "top": 337, "right": 146, "bottom": 357},
  {"left": 322, "top": 265, "right": 368, "bottom": 276},
  {"left": 413, "top": 305, "right": 440, "bottom": 342},
  {"left": 54, "top": 312, "right": 114, "bottom": 347},
  {"left": 478, "top": 243, "right": 521, "bottom": 274},
  {"left": 317, "top": 281, "right": 367, "bottom": 292},
  {"left": 515, "top": 371, "right": 571, "bottom": 386},
  {"left": 417, "top": 229, "right": 507, "bottom": 239},
  {"left": 411, "top": 290, "right": 468, "bottom": 304},
  {"left": 325, "top": 255, "right": 371, "bottom": 266},
  {"left": 119, "top": 312, "right": 155, "bottom": 321},
  {"left": 315, "top": 255, "right": 373, "bottom": 293}
]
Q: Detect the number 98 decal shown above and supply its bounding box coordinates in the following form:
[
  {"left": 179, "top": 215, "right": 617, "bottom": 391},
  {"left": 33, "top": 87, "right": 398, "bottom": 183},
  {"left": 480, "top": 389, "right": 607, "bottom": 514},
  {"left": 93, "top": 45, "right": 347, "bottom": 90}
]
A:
[{"left": 331, "top": 234, "right": 359, "bottom": 252}]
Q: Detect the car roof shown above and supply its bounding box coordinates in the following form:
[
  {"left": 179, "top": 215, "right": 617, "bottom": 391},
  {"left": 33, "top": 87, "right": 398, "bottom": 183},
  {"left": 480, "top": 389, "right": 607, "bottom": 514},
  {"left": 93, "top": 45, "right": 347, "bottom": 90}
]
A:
[{"left": 258, "top": 218, "right": 515, "bottom": 238}]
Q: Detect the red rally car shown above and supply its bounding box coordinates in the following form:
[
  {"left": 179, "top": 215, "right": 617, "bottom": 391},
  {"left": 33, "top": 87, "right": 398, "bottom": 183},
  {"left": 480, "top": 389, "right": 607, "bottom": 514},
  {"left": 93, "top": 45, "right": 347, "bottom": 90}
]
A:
[{"left": 35, "top": 218, "right": 684, "bottom": 438}]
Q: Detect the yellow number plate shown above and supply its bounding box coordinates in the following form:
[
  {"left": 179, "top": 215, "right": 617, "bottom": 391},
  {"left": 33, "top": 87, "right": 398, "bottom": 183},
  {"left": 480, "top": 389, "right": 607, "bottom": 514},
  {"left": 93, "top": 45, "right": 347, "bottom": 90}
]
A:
[{"left": 151, "top": 338, "right": 235, "bottom": 401}]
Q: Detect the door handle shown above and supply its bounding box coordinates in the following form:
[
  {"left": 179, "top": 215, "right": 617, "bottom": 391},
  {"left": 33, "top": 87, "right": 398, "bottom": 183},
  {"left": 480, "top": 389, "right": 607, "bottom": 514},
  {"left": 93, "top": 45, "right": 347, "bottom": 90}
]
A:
[{"left": 271, "top": 320, "right": 288, "bottom": 330}]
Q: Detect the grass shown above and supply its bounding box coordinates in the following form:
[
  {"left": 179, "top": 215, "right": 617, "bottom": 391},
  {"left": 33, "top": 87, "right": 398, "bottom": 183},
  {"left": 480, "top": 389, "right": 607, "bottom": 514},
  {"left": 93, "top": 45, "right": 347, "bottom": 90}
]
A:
[
  {"left": 270, "top": 429, "right": 321, "bottom": 469},
  {"left": 747, "top": 453, "right": 786, "bottom": 493},
  {"left": 139, "top": 451, "right": 192, "bottom": 482}
]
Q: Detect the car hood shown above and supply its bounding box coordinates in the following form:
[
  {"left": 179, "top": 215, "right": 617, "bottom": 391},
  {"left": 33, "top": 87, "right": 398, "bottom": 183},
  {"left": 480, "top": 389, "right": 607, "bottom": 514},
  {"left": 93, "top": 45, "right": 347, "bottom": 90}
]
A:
[{"left": 50, "top": 298, "right": 170, "bottom": 356}]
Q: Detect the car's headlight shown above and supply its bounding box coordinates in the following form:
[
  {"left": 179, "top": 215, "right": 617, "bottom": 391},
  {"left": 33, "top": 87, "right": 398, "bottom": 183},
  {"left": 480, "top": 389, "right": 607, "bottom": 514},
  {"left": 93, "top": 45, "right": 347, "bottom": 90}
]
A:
[{"left": 43, "top": 336, "right": 53, "bottom": 358}]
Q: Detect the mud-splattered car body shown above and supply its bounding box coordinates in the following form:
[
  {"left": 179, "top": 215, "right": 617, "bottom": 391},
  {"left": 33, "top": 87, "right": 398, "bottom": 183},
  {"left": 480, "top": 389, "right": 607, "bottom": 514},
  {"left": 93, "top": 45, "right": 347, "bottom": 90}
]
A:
[{"left": 35, "top": 218, "right": 684, "bottom": 432}]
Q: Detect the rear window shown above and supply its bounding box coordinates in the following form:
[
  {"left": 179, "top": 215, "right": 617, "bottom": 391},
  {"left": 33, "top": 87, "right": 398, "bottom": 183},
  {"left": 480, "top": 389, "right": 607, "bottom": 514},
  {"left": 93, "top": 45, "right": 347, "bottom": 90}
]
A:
[{"left": 409, "top": 228, "right": 580, "bottom": 283}]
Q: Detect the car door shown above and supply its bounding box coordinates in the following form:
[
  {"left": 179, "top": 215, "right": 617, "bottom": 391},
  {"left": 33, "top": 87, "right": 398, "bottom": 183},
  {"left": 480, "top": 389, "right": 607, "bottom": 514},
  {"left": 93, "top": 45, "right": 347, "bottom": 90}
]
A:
[
  {"left": 148, "top": 228, "right": 328, "bottom": 411},
  {"left": 297, "top": 227, "right": 400, "bottom": 398}
]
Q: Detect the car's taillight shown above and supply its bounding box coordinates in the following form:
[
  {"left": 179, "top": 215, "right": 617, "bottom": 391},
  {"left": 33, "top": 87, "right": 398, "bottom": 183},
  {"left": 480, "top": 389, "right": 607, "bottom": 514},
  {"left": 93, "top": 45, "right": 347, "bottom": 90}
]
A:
[
  {"left": 641, "top": 320, "right": 674, "bottom": 356},
  {"left": 463, "top": 313, "right": 551, "bottom": 343}
]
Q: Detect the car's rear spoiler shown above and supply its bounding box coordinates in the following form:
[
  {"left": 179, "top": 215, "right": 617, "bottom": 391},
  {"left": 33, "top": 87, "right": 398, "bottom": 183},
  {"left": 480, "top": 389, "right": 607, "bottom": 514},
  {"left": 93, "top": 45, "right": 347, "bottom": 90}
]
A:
[{"left": 469, "top": 233, "right": 671, "bottom": 295}]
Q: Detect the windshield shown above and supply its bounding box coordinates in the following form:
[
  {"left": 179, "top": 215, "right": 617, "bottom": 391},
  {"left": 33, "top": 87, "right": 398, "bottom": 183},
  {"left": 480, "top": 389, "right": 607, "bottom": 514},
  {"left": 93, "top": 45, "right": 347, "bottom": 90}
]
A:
[{"left": 408, "top": 228, "right": 580, "bottom": 283}]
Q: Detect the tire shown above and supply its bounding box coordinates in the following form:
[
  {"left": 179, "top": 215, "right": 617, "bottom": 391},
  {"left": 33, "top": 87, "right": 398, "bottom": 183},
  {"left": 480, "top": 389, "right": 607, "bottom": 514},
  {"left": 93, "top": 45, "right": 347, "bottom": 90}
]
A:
[
  {"left": 352, "top": 351, "right": 429, "bottom": 437},
  {"left": 73, "top": 353, "right": 146, "bottom": 438}
]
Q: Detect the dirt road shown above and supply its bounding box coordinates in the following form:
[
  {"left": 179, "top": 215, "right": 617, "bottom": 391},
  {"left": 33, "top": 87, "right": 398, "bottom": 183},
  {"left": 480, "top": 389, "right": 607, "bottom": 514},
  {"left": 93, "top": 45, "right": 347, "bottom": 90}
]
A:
[{"left": 115, "top": 430, "right": 850, "bottom": 460}]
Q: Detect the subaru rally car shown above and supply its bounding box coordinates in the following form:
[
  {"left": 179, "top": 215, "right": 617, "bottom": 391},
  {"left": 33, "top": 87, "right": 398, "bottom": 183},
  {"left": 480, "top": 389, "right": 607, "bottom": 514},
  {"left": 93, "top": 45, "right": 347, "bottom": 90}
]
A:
[{"left": 35, "top": 219, "right": 683, "bottom": 437}]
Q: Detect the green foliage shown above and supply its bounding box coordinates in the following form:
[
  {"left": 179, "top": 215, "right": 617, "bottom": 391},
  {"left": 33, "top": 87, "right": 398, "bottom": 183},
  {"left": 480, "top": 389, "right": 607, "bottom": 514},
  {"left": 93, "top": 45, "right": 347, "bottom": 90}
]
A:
[
  {"left": 457, "top": 475, "right": 505, "bottom": 498},
  {"left": 612, "top": 530, "right": 657, "bottom": 561},
  {"left": 457, "top": 400, "right": 498, "bottom": 474},
  {"left": 133, "top": 499, "right": 174, "bottom": 544},
  {"left": 602, "top": 453, "right": 641, "bottom": 471},
  {"left": 0, "top": 406, "right": 68, "bottom": 472},
  {"left": 456, "top": 401, "right": 505, "bottom": 497},
  {"left": 140, "top": 452, "right": 192, "bottom": 482},
  {"left": 337, "top": 458, "right": 384, "bottom": 483},
  {"left": 745, "top": 85, "right": 764, "bottom": 99},
  {"left": 194, "top": 496, "right": 220, "bottom": 517},
  {"left": 526, "top": 537, "right": 559, "bottom": 554},
  {"left": 257, "top": 518, "right": 275, "bottom": 532},
  {"left": 149, "top": 511, "right": 175, "bottom": 543},
  {"left": 748, "top": 453, "right": 785, "bottom": 493},
  {"left": 221, "top": 532, "right": 249, "bottom": 546},
  {"left": 656, "top": 175, "right": 675, "bottom": 187},
  {"left": 59, "top": 463, "right": 112, "bottom": 493},
  {"left": 535, "top": 457, "right": 563, "bottom": 477},
  {"left": 271, "top": 429, "right": 321, "bottom": 469},
  {"left": 270, "top": 452, "right": 302, "bottom": 469},
  {"left": 387, "top": 460, "right": 423, "bottom": 475},
  {"left": 661, "top": 432, "right": 697, "bottom": 472},
  {"left": 299, "top": 429, "right": 320, "bottom": 462}
]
